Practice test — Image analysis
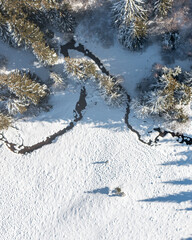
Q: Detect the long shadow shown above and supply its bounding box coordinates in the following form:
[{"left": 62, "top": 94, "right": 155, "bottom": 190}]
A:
[
  {"left": 92, "top": 161, "right": 108, "bottom": 164},
  {"left": 162, "top": 159, "right": 192, "bottom": 166},
  {"left": 163, "top": 179, "right": 192, "bottom": 185},
  {"left": 141, "top": 191, "right": 192, "bottom": 204},
  {"left": 86, "top": 187, "right": 110, "bottom": 195},
  {"left": 162, "top": 151, "right": 192, "bottom": 166}
]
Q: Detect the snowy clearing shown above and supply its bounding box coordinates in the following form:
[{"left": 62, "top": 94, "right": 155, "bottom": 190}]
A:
[{"left": 0, "top": 3, "right": 192, "bottom": 240}]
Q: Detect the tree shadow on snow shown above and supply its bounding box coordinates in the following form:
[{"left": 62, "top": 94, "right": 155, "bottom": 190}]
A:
[
  {"left": 141, "top": 177, "right": 192, "bottom": 211},
  {"left": 85, "top": 187, "right": 123, "bottom": 197},
  {"left": 141, "top": 191, "right": 192, "bottom": 204},
  {"left": 74, "top": 1, "right": 114, "bottom": 49},
  {"left": 85, "top": 187, "right": 110, "bottom": 195},
  {"left": 162, "top": 151, "right": 192, "bottom": 166},
  {"left": 163, "top": 179, "right": 192, "bottom": 185},
  {"left": 92, "top": 161, "right": 108, "bottom": 164}
]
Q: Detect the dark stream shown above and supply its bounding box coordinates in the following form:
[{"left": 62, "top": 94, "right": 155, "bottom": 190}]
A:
[
  {"left": 1, "top": 38, "right": 192, "bottom": 154},
  {"left": 0, "top": 87, "right": 86, "bottom": 154}
]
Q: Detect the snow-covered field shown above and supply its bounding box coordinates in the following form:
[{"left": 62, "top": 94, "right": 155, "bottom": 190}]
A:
[{"left": 1, "top": 14, "right": 192, "bottom": 240}]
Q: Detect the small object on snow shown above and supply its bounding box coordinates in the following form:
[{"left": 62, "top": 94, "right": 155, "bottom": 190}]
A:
[{"left": 114, "top": 187, "right": 126, "bottom": 197}]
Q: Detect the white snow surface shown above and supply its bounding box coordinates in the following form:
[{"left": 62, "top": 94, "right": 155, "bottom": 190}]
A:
[{"left": 1, "top": 22, "right": 192, "bottom": 240}]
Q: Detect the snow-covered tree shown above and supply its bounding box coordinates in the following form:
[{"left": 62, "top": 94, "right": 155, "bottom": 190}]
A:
[
  {"left": 0, "top": 70, "right": 48, "bottom": 115},
  {"left": 27, "top": 4, "right": 76, "bottom": 33},
  {"left": 112, "top": 0, "right": 146, "bottom": 27},
  {"left": 64, "top": 57, "right": 98, "bottom": 80},
  {"left": 132, "top": 66, "right": 192, "bottom": 122},
  {"left": 0, "top": 0, "right": 75, "bottom": 65},
  {"left": 154, "top": 0, "right": 173, "bottom": 17},
  {"left": 0, "top": 7, "right": 58, "bottom": 65},
  {"left": 64, "top": 57, "right": 124, "bottom": 105},
  {"left": 112, "top": 0, "right": 147, "bottom": 50},
  {"left": 7, "top": 99, "right": 29, "bottom": 115},
  {"left": 0, "top": 113, "right": 12, "bottom": 130},
  {"left": 118, "top": 17, "right": 147, "bottom": 50},
  {"left": 50, "top": 72, "right": 65, "bottom": 85}
]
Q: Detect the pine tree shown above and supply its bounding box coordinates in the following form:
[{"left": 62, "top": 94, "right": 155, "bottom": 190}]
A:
[
  {"left": 133, "top": 66, "right": 192, "bottom": 122},
  {"left": 118, "top": 17, "right": 147, "bottom": 50},
  {"left": 26, "top": 3, "right": 75, "bottom": 33},
  {"left": 7, "top": 99, "right": 29, "bottom": 115},
  {"left": 154, "top": 0, "right": 173, "bottom": 17},
  {"left": 64, "top": 57, "right": 98, "bottom": 80},
  {"left": 64, "top": 57, "right": 123, "bottom": 105},
  {"left": 0, "top": 4, "right": 58, "bottom": 65},
  {"left": 0, "top": 71, "right": 48, "bottom": 106},
  {"left": 0, "top": 113, "right": 12, "bottom": 130},
  {"left": 112, "top": 0, "right": 146, "bottom": 27},
  {"left": 0, "top": 0, "right": 75, "bottom": 65},
  {"left": 112, "top": 0, "right": 147, "bottom": 50}
]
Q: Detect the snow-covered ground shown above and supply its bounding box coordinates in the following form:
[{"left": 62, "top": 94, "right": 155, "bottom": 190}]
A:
[
  {"left": 1, "top": 15, "right": 192, "bottom": 240},
  {"left": 1, "top": 85, "right": 192, "bottom": 239}
]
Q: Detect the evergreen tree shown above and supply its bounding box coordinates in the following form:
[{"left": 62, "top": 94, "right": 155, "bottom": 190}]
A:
[
  {"left": 64, "top": 57, "right": 123, "bottom": 105},
  {"left": 112, "top": 0, "right": 146, "bottom": 27},
  {"left": 132, "top": 66, "right": 192, "bottom": 122},
  {"left": 0, "top": 0, "right": 75, "bottom": 65},
  {"left": 154, "top": 0, "right": 173, "bottom": 17},
  {"left": 0, "top": 70, "right": 48, "bottom": 114},
  {"left": 0, "top": 112, "right": 12, "bottom": 130},
  {"left": 118, "top": 17, "right": 147, "bottom": 50},
  {"left": 112, "top": 0, "right": 147, "bottom": 50}
]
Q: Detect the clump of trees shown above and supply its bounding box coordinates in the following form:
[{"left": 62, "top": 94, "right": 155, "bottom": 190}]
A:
[
  {"left": 64, "top": 57, "right": 124, "bottom": 105},
  {"left": 0, "top": 0, "right": 75, "bottom": 65},
  {"left": 112, "top": 0, "right": 174, "bottom": 50},
  {"left": 0, "top": 70, "right": 48, "bottom": 116},
  {"left": 132, "top": 65, "right": 192, "bottom": 123},
  {"left": 0, "top": 0, "right": 76, "bottom": 131}
]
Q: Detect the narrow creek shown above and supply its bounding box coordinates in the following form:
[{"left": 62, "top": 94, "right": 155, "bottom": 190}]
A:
[
  {"left": 0, "top": 87, "right": 87, "bottom": 154},
  {"left": 61, "top": 39, "right": 153, "bottom": 146},
  {"left": 61, "top": 39, "right": 192, "bottom": 147},
  {"left": 1, "top": 38, "right": 192, "bottom": 154}
]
